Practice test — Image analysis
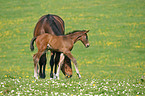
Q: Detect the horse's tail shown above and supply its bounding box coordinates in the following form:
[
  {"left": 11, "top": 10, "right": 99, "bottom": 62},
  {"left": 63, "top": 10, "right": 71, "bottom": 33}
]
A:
[{"left": 30, "top": 37, "right": 37, "bottom": 51}]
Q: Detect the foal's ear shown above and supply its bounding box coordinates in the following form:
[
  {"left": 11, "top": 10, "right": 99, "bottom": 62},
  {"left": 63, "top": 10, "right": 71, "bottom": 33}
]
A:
[{"left": 86, "top": 30, "right": 90, "bottom": 33}]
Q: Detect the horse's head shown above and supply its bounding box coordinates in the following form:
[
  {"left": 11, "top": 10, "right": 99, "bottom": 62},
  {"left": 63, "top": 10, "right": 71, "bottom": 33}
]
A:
[{"left": 79, "top": 30, "right": 90, "bottom": 48}]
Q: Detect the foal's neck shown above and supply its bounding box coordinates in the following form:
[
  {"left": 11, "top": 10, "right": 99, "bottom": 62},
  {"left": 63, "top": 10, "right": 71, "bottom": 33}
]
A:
[{"left": 67, "top": 32, "right": 84, "bottom": 43}]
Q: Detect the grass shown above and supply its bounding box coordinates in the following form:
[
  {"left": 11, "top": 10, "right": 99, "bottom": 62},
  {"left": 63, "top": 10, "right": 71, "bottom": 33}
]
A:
[{"left": 0, "top": 0, "right": 145, "bottom": 95}]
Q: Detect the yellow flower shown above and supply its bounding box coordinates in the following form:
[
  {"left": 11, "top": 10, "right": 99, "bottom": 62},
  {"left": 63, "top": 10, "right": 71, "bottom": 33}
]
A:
[
  {"left": 26, "top": 76, "right": 29, "bottom": 78},
  {"left": 19, "top": 77, "right": 21, "bottom": 79},
  {"left": 32, "top": 81, "right": 34, "bottom": 83},
  {"left": 106, "top": 42, "right": 113, "bottom": 46},
  {"left": 135, "top": 45, "right": 141, "bottom": 48},
  {"left": 5, "top": 75, "right": 7, "bottom": 77},
  {"left": 79, "top": 14, "right": 83, "bottom": 16},
  {"left": 21, "top": 49, "right": 25, "bottom": 51}
]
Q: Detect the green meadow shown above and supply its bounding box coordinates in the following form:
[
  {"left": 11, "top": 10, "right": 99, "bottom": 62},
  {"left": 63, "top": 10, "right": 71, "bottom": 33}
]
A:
[{"left": 0, "top": 0, "right": 145, "bottom": 95}]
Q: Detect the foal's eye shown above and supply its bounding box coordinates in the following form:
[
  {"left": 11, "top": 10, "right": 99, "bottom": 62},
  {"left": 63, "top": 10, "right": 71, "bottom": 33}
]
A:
[{"left": 86, "top": 34, "right": 88, "bottom": 40}]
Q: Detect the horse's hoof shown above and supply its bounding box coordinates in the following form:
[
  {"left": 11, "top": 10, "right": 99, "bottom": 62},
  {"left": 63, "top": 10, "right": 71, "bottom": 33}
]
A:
[
  {"left": 50, "top": 73, "right": 53, "bottom": 78},
  {"left": 40, "top": 75, "right": 46, "bottom": 79}
]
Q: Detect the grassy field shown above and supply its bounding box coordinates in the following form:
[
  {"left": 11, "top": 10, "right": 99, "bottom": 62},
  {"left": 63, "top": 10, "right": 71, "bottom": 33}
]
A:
[{"left": 0, "top": 0, "right": 145, "bottom": 95}]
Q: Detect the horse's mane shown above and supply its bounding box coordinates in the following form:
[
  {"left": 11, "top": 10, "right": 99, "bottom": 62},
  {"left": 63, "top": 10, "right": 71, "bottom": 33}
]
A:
[{"left": 66, "top": 30, "right": 86, "bottom": 35}]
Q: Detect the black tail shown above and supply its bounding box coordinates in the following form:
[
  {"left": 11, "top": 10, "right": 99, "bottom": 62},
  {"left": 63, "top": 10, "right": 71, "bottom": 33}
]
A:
[{"left": 30, "top": 37, "right": 37, "bottom": 51}]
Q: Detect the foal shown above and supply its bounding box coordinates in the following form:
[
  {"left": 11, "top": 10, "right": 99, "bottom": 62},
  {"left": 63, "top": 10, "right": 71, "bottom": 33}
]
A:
[{"left": 32, "top": 30, "right": 89, "bottom": 79}]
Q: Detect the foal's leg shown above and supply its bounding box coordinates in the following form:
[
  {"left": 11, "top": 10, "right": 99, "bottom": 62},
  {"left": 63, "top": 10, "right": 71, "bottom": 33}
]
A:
[
  {"left": 33, "top": 54, "right": 39, "bottom": 79},
  {"left": 56, "top": 53, "right": 65, "bottom": 80},
  {"left": 64, "top": 51, "right": 81, "bottom": 79},
  {"left": 33, "top": 51, "right": 45, "bottom": 79},
  {"left": 50, "top": 51, "right": 55, "bottom": 79}
]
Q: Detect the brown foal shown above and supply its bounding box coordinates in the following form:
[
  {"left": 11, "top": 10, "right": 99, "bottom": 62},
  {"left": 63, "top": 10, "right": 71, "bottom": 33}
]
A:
[{"left": 32, "top": 30, "right": 89, "bottom": 79}]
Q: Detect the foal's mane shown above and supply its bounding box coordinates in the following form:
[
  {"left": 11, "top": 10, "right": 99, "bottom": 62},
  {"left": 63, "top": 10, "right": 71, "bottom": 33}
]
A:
[{"left": 66, "top": 30, "right": 86, "bottom": 35}]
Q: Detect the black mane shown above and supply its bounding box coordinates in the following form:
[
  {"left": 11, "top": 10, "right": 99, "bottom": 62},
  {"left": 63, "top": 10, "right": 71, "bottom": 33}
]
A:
[{"left": 66, "top": 30, "right": 86, "bottom": 35}]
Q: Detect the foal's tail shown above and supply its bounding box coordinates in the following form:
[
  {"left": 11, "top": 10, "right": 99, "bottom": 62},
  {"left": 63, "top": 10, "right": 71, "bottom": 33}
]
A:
[{"left": 30, "top": 37, "right": 37, "bottom": 51}]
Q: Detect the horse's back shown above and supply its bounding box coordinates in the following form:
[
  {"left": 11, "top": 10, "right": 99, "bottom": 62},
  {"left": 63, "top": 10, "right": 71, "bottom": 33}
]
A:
[{"left": 33, "top": 14, "right": 65, "bottom": 37}]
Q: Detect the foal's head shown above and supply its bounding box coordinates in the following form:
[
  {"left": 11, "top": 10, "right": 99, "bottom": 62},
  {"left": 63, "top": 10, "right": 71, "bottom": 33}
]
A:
[{"left": 78, "top": 30, "right": 90, "bottom": 48}]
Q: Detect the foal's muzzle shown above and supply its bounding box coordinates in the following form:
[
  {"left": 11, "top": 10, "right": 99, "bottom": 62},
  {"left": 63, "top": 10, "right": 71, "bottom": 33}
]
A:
[{"left": 86, "top": 43, "right": 90, "bottom": 48}]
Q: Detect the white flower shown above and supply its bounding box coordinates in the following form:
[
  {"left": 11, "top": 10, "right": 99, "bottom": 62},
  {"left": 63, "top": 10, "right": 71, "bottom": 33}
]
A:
[
  {"left": 117, "top": 91, "right": 120, "bottom": 94},
  {"left": 11, "top": 90, "right": 14, "bottom": 93}
]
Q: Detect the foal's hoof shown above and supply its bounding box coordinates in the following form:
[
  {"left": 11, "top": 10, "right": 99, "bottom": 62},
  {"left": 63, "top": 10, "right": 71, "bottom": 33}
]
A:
[
  {"left": 34, "top": 76, "right": 38, "bottom": 79},
  {"left": 77, "top": 73, "right": 81, "bottom": 79}
]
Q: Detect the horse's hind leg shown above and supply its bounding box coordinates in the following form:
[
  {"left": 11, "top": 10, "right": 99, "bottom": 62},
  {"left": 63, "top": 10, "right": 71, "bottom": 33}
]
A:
[
  {"left": 50, "top": 51, "right": 55, "bottom": 79},
  {"left": 39, "top": 53, "right": 47, "bottom": 78},
  {"left": 64, "top": 51, "right": 81, "bottom": 79}
]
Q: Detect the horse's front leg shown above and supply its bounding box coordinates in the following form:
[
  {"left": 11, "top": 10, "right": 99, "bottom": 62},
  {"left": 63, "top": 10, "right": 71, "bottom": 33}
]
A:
[
  {"left": 39, "top": 64, "right": 42, "bottom": 78},
  {"left": 39, "top": 53, "right": 47, "bottom": 78},
  {"left": 56, "top": 53, "right": 65, "bottom": 80},
  {"left": 64, "top": 51, "right": 81, "bottom": 79}
]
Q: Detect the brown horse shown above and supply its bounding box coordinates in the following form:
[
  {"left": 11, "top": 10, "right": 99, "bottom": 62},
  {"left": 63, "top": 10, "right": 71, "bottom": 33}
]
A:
[
  {"left": 30, "top": 14, "right": 72, "bottom": 79},
  {"left": 32, "top": 30, "right": 89, "bottom": 79}
]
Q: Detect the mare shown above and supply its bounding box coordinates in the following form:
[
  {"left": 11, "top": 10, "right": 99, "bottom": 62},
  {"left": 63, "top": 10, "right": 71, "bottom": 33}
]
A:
[
  {"left": 31, "top": 30, "right": 90, "bottom": 79},
  {"left": 30, "top": 14, "right": 72, "bottom": 79}
]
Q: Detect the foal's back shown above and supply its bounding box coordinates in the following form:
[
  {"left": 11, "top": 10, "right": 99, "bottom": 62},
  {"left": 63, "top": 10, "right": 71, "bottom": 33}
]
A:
[{"left": 36, "top": 33, "right": 73, "bottom": 52}]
